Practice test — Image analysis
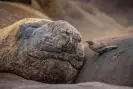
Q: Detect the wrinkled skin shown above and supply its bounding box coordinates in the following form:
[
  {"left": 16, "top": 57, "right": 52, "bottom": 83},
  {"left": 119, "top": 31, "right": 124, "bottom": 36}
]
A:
[{"left": 0, "top": 18, "right": 84, "bottom": 84}]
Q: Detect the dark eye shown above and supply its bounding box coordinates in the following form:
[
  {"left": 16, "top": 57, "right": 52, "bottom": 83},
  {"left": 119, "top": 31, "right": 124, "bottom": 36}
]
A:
[
  {"left": 31, "top": 25, "right": 41, "bottom": 28},
  {"left": 66, "top": 31, "right": 69, "bottom": 35}
]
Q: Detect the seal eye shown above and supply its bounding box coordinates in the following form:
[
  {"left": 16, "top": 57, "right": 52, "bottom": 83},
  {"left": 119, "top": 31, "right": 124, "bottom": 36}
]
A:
[{"left": 66, "top": 31, "right": 69, "bottom": 35}]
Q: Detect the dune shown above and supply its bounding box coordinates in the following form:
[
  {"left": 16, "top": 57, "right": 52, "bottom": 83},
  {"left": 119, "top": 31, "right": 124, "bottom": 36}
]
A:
[
  {"left": 90, "top": 0, "right": 133, "bottom": 26},
  {"left": 36, "top": 0, "right": 123, "bottom": 41},
  {"left": 0, "top": 1, "right": 50, "bottom": 29}
]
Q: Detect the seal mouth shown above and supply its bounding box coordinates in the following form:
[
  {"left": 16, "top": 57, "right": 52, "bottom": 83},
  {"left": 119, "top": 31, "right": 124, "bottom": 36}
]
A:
[{"left": 27, "top": 48, "right": 83, "bottom": 70}]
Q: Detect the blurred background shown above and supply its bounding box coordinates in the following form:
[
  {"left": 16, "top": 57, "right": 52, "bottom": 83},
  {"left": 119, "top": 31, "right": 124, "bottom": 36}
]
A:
[{"left": 0, "top": 0, "right": 133, "bottom": 41}]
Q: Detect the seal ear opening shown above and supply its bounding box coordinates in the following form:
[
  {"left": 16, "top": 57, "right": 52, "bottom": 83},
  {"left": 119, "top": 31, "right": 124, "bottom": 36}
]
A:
[{"left": 85, "top": 41, "right": 93, "bottom": 45}]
